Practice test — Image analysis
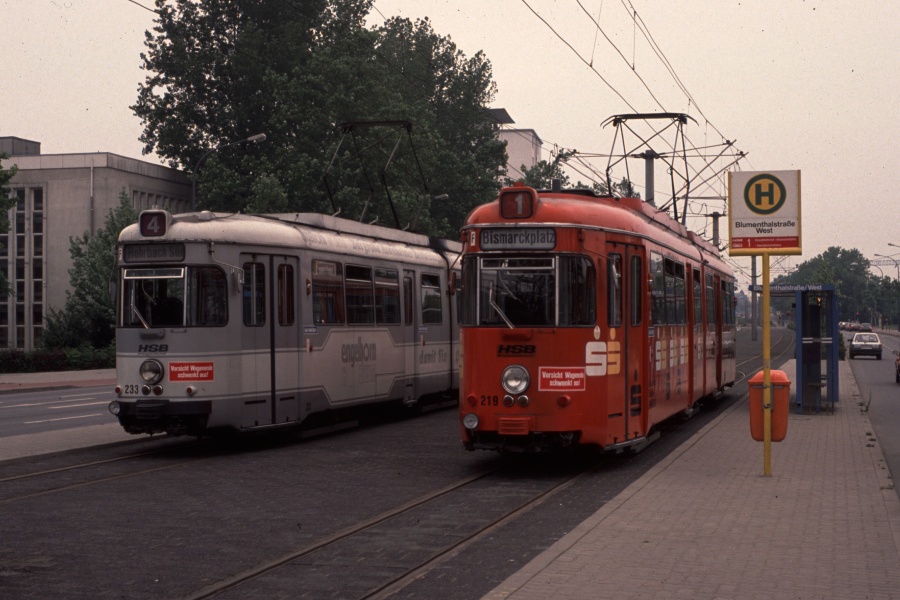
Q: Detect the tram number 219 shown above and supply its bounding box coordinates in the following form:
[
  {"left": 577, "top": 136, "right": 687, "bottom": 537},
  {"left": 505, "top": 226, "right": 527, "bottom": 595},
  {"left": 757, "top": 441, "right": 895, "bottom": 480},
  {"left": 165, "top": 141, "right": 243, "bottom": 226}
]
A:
[{"left": 480, "top": 395, "right": 500, "bottom": 406}]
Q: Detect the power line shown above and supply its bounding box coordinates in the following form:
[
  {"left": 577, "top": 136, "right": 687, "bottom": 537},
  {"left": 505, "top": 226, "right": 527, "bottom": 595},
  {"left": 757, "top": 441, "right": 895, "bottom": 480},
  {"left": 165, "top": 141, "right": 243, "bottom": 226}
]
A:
[
  {"left": 122, "top": 0, "right": 156, "bottom": 13},
  {"left": 519, "top": 0, "right": 638, "bottom": 112}
]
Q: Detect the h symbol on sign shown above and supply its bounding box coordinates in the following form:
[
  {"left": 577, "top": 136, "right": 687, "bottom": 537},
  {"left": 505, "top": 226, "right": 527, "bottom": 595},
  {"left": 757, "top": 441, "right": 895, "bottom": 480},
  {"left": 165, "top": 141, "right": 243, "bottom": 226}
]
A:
[{"left": 754, "top": 182, "right": 776, "bottom": 207}]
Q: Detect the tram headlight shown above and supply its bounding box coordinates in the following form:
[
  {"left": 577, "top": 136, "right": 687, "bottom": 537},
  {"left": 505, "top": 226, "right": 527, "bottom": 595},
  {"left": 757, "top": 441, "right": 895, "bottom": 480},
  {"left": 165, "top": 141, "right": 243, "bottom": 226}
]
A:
[
  {"left": 462, "top": 413, "right": 479, "bottom": 431},
  {"left": 501, "top": 365, "right": 530, "bottom": 395},
  {"left": 108, "top": 401, "right": 121, "bottom": 416},
  {"left": 139, "top": 359, "right": 164, "bottom": 385}
]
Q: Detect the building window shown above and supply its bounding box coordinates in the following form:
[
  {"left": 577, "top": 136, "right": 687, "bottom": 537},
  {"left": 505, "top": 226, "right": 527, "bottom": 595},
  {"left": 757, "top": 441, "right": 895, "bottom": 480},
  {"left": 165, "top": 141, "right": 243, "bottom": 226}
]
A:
[{"left": 1, "top": 186, "right": 44, "bottom": 349}]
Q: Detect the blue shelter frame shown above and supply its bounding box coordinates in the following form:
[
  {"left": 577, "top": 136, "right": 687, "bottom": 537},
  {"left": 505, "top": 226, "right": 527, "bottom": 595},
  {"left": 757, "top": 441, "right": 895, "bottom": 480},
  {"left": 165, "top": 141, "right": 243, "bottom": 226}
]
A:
[{"left": 751, "top": 284, "right": 839, "bottom": 413}]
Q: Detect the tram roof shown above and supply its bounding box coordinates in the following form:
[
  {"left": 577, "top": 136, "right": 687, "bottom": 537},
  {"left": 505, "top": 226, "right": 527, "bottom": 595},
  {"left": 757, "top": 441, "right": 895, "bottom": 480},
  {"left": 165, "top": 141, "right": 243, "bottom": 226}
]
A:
[
  {"left": 119, "top": 210, "right": 461, "bottom": 256},
  {"left": 465, "top": 188, "right": 730, "bottom": 273}
]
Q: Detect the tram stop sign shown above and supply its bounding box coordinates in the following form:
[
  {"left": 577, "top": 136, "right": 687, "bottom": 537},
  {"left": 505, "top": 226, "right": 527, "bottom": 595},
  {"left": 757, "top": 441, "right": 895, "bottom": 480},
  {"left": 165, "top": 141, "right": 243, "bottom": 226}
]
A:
[{"left": 728, "top": 170, "right": 801, "bottom": 256}]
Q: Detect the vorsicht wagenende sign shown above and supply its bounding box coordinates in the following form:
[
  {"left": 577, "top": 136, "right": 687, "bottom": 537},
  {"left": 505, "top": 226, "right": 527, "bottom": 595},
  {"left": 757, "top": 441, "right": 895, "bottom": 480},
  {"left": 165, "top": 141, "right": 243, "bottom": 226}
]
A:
[{"left": 728, "top": 170, "right": 801, "bottom": 256}]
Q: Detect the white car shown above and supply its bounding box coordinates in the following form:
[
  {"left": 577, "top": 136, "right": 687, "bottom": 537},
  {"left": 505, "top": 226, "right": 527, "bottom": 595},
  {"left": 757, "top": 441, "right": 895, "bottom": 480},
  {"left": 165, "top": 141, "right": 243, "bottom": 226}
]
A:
[{"left": 849, "top": 332, "right": 882, "bottom": 360}]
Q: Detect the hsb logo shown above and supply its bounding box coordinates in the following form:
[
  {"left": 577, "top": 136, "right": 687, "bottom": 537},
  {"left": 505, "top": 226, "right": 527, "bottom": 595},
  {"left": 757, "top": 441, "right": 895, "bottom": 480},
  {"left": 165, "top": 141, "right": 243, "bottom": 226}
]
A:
[
  {"left": 138, "top": 344, "right": 168, "bottom": 353},
  {"left": 497, "top": 345, "right": 536, "bottom": 356}
]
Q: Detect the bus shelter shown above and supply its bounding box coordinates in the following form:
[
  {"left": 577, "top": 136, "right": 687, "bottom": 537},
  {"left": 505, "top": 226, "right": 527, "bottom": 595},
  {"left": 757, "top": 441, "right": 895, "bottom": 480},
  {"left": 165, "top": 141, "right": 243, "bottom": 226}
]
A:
[{"left": 751, "top": 284, "right": 839, "bottom": 413}]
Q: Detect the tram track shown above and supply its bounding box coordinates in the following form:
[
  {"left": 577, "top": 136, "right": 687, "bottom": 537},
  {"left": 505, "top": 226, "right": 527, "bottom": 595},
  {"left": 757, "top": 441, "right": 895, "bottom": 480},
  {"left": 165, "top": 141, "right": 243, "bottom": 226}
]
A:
[
  {"left": 734, "top": 327, "right": 794, "bottom": 385},
  {"left": 0, "top": 437, "right": 211, "bottom": 505},
  {"left": 181, "top": 453, "right": 610, "bottom": 600}
]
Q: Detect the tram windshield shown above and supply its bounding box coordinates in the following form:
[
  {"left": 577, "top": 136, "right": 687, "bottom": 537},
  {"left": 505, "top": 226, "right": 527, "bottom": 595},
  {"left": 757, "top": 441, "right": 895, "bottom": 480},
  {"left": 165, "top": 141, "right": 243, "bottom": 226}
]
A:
[
  {"left": 462, "top": 256, "right": 595, "bottom": 327},
  {"left": 120, "top": 267, "right": 227, "bottom": 328}
]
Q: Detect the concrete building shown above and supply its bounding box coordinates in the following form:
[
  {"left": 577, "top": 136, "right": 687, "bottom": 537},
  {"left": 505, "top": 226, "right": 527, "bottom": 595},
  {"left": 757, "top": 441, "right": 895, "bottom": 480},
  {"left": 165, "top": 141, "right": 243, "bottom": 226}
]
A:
[
  {"left": 488, "top": 108, "right": 543, "bottom": 182},
  {"left": 1, "top": 137, "right": 191, "bottom": 350}
]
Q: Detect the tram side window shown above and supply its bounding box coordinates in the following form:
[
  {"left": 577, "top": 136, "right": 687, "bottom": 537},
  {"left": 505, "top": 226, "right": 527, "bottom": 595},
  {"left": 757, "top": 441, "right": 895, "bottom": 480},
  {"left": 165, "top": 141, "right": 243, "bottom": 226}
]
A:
[
  {"left": 706, "top": 273, "right": 716, "bottom": 325},
  {"left": 721, "top": 280, "right": 735, "bottom": 325},
  {"left": 672, "top": 260, "right": 686, "bottom": 325},
  {"left": 312, "top": 260, "right": 344, "bottom": 324},
  {"left": 559, "top": 256, "right": 596, "bottom": 326},
  {"left": 243, "top": 262, "right": 265, "bottom": 326},
  {"left": 651, "top": 254, "right": 686, "bottom": 325},
  {"left": 693, "top": 269, "right": 702, "bottom": 326},
  {"left": 651, "top": 252, "right": 665, "bottom": 325},
  {"left": 346, "top": 265, "right": 374, "bottom": 324},
  {"left": 375, "top": 268, "right": 400, "bottom": 324},
  {"left": 421, "top": 274, "right": 442, "bottom": 324},
  {"left": 278, "top": 264, "right": 295, "bottom": 326},
  {"left": 607, "top": 253, "right": 623, "bottom": 327},
  {"left": 188, "top": 267, "right": 227, "bottom": 326}
]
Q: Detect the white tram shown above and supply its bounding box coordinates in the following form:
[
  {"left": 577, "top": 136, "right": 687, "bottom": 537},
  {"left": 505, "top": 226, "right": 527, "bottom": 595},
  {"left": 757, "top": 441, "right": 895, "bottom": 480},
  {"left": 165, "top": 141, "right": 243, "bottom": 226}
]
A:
[{"left": 109, "top": 209, "right": 460, "bottom": 436}]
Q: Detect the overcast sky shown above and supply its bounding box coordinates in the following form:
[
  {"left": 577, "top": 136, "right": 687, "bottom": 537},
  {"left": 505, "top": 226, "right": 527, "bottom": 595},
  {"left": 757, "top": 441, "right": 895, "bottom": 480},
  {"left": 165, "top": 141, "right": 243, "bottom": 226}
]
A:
[{"left": 2, "top": 0, "right": 898, "bottom": 286}]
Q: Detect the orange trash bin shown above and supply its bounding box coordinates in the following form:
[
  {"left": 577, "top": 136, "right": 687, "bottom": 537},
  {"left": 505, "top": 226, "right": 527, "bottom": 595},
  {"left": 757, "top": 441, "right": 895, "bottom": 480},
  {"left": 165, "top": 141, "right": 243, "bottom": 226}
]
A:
[{"left": 749, "top": 369, "right": 790, "bottom": 442}]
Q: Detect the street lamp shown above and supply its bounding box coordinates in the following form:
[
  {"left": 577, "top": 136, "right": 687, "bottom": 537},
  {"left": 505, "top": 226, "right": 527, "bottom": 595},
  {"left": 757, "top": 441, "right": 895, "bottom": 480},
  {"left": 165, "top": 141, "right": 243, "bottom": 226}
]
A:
[
  {"left": 875, "top": 252, "right": 900, "bottom": 331},
  {"left": 191, "top": 133, "right": 267, "bottom": 211},
  {"left": 870, "top": 263, "right": 885, "bottom": 328}
]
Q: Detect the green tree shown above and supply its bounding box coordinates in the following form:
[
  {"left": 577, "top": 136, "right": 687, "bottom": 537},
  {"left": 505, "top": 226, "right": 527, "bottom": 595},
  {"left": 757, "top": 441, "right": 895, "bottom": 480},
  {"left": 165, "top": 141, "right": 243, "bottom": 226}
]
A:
[
  {"left": 505, "top": 159, "right": 571, "bottom": 189},
  {"left": 770, "top": 246, "right": 872, "bottom": 322},
  {"left": 133, "top": 1, "right": 505, "bottom": 237},
  {"left": 0, "top": 152, "right": 18, "bottom": 296},
  {"left": 42, "top": 191, "right": 138, "bottom": 350}
]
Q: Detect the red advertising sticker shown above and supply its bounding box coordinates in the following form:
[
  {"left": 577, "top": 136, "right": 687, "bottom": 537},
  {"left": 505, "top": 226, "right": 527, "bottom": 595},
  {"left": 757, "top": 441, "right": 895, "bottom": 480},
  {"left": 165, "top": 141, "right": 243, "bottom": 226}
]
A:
[
  {"left": 169, "top": 362, "right": 214, "bottom": 382},
  {"left": 538, "top": 367, "right": 586, "bottom": 392}
]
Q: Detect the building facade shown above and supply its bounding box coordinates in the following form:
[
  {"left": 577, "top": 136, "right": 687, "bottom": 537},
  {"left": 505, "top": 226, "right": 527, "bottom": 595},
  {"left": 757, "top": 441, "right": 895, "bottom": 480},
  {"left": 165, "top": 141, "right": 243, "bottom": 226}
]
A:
[
  {"left": 499, "top": 128, "right": 543, "bottom": 181},
  {"left": 487, "top": 108, "right": 544, "bottom": 182},
  {"left": 1, "top": 137, "right": 191, "bottom": 350}
]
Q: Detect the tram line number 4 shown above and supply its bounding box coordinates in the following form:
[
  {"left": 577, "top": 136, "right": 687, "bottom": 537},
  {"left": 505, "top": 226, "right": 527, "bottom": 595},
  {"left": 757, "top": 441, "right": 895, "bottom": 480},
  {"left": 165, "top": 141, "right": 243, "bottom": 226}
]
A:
[{"left": 140, "top": 211, "right": 168, "bottom": 237}]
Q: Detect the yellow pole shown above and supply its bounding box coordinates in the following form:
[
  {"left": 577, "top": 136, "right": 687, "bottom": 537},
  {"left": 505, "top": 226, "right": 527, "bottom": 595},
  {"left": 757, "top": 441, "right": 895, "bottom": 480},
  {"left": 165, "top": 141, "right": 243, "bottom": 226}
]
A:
[{"left": 762, "top": 254, "right": 772, "bottom": 476}]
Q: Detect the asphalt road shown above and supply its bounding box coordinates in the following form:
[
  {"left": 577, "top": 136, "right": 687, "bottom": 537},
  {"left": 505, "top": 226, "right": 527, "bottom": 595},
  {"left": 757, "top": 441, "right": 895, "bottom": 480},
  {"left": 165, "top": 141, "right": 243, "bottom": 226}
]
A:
[
  {"left": 0, "top": 386, "right": 117, "bottom": 437},
  {"left": 1, "top": 327, "right": 797, "bottom": 600},
  {"left": 848, "top": 330, "right": 900, "bottom": 497}
]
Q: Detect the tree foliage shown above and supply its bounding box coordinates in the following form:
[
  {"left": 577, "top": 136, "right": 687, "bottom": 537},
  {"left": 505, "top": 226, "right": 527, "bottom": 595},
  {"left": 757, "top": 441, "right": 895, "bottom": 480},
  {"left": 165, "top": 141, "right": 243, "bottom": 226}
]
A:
[
  {"left": 133, "top": 1, "right": 506, "bottom": 238},
  {"left": 42, "top": 191, "right": 138, "bottom": 350},
  {"left": 0, "top": 152, "right": 18, "bottom": 296},
  {"left": 771, "top": 246, "right": 900, "bottom": 326}
]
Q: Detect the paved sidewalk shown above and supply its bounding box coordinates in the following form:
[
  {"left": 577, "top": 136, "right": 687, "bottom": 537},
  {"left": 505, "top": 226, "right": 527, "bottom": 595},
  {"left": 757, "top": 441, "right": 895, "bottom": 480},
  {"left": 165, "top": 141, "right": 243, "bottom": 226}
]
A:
[{"left": 484, "top": 359, "right": 900, "bottom": 600}]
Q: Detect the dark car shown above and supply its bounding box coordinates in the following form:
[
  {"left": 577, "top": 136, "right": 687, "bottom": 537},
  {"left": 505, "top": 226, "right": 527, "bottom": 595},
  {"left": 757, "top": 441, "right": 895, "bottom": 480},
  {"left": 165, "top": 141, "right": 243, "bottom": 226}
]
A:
[
  {"left": 849, "top": 332, "right": 882, "bottom": 360},
  {"left": 859, "top": 322, "right": 874, "bottom": 332},
  {"left": 895, "top": 354, "right": 900, "bottom": 384}
]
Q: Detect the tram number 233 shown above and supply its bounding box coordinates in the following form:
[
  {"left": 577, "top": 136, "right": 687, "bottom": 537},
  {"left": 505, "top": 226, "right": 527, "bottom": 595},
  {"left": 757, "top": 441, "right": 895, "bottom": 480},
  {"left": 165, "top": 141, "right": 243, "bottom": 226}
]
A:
[{"left": 585, "top": 341, "right": 621, "bottom": 377}]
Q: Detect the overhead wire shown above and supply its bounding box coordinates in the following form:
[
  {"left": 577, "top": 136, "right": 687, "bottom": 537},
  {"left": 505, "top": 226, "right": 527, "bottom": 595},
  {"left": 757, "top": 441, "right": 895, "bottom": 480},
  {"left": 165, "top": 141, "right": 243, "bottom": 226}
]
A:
[
  {"left": 520, "top": 0, "right": 747, "bottom": 219},
  {"left": 518, "top": 0, "right": 639, "bottom": 113}
]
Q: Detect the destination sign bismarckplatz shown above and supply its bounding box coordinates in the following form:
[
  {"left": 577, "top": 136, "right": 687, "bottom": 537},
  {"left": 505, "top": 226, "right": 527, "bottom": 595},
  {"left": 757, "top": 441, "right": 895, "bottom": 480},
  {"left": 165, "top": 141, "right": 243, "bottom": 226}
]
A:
[{"left": 480, "top": 228, "right": 557, "bottom": 250}]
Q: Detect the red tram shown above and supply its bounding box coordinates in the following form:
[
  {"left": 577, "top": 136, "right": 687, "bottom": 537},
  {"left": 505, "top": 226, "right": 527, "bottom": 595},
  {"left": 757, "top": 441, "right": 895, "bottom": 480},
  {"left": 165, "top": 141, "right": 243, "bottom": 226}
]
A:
[{"left": 458, "top": 183, "right": 736, "bottom": 452}]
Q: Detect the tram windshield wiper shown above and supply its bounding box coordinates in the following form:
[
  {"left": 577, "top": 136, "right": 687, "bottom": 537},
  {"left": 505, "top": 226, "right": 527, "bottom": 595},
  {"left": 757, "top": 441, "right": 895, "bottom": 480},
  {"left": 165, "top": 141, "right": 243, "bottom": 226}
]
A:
[
  {"left": 131, "top": 302, "right": 151, "bottom": 329},
  {"left": 489, "top": 283, "right": 515, "bottom": 329}
]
